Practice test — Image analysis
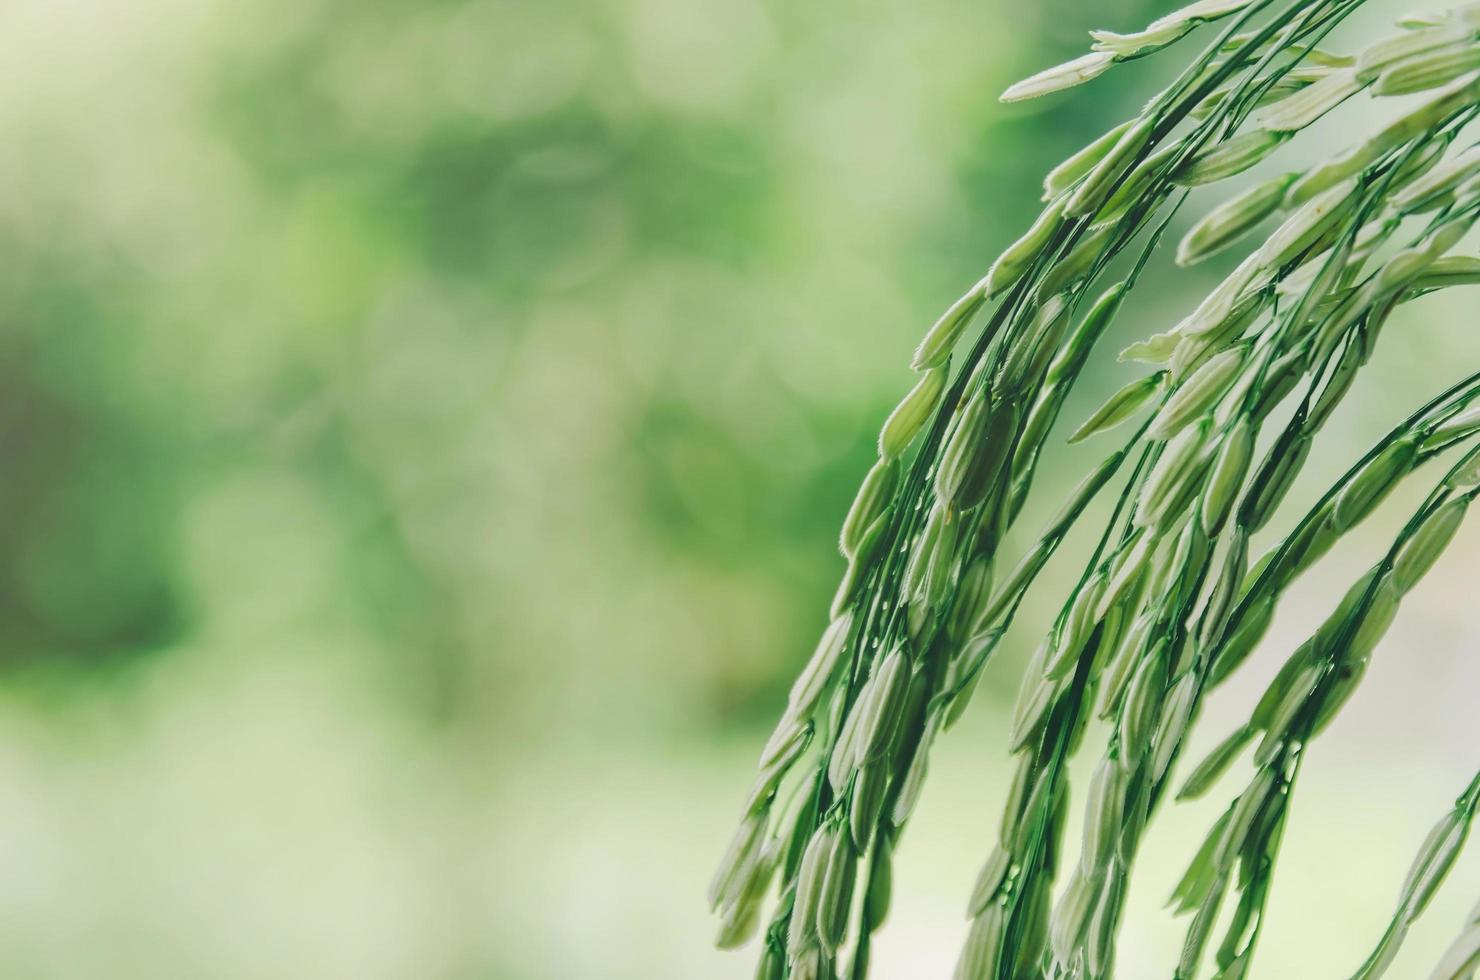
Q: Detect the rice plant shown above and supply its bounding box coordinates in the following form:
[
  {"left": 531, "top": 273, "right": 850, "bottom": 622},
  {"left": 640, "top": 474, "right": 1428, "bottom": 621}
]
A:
[{"left": 709, "top": 2, "right": 1480, "bottom": 977}]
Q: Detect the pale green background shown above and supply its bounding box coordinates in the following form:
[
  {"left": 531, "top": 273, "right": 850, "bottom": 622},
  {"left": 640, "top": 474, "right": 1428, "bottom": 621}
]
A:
[{"left": 0, "top": 0, "right": 1474, "bottom": 977}]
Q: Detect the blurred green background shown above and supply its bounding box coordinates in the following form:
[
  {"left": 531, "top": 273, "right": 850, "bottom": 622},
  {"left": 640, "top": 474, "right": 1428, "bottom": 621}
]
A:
[{"left": 0, "top": 0, "right": 1476, "bottom": 976}]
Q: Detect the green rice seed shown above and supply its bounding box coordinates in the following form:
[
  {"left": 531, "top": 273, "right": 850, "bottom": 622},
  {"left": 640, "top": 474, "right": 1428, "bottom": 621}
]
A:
[
  {"left": 788, "top": 826, "right": 834, "bottom": 950},
  {"left": 986, "top": 197, "right": 1068, "bottom": 297},
  {"left": 1149, "top": 346, "right": 1247, "bottom": 439},
  {"left": 1150, "top": 673, "right": 1198, "bottom": 781},
  {"left": 1174, "top": 129, "right": 1290, "bottom": 186},
  {"left": 1065, "top": 117, "right": 1156, "bottom": 217},
  {"left": 1374, "top": 42, "right": 1480, "bottom": 95},
  {"left": 1039, "top": 222, "right": 1114, "bottom": 297},
  {"left": 913, "top": 280, "right": 989, "bottom": 370},
  {"left": 1356, "top": 25, "right": 1475, "bottom": 83},
  {"left": 1447, "top": 442, "right": 1480, "bottom": 491},
  {"left": 850, "top": 758, "right": 889, "bottom": 852},
  {"left": 1345, "top": 576, "right": 1402, "bottom": 666},
  {"left": 789, "top": 945, "right": 826, "bottom": 980},
  {"left": 1394, "top": 146, "right": 1480, "bottom": 213},
  {"left": 1119, "top": 640, "right": 1169, "bottom": 767},
  {"left": 1136, "top": 420, "right": 1210, "bottom": 526},
  {"left": 1177, "top": 173, "right": 1295, "bottom": 266},
  {"left": 1244, "top": 433, "right": 1312, "bottom": 532},
  {"left": 816, "top": 828, "right": 857, "bottom": 953},
  {"left": 1044, "top": 571, "right": 1108, "bottom": 681},
  {"left": 1403, "top": 814, "right": 1468, "bottom": 922},
  {"left": 954, "top": 905, "right": 1005, "bottom": 980},
  {"left": 1083, "top": 759, "right": 1127, "bottom": 875},
  {"left": 1201, "top": 420, "right": 1253, "bottom": 535},
  {"left": 710, "top": 812, "right": 768, "bottom": 910},
  {"left": 858, "top": 648, "right": 909, "bottom": 762},
  {"left": 1210, "top": 594, "right": 1275, "bottom": 685},
  {"left": 880, "top": 367, "right": 948, "bottom": 460},
  {"left": 1284, "top": 142, "right": 1380, "bottom": 208},
  {"left": 1258, "top": 180, "right": 1359, "bottom": 270},
  {"left": 967, "top": 846, "right": 1014, "bottom": 917},
  {"left": 1395, "top": 497, "right": 1468, "bottom": 591},
  {"left": 1043, "top": 120, "right": 1136, "bottom": 200},
  {"left": 828, "top": 693, "right": 866, "bottom": 793},
  {"left": 1070, "top": 373, "right": 1166, "bottom": 444},
  {"left": 830, "top": 509, "right": 888, "bottom": 618},
  {"left": 1254, "top": 67, "right": 1365, "bottom": 132},
  {"left": 1215, "top": 768, "right": 1277, "bottom": 869},
  {"left": 1334, "top": 436, "right": 1419, "bottom": 530},
  {"left": 1178, "top": 725, "right": 1255, "bottom": 801},
  {"left": 865, "top": 835, "right": 894, "bottom": 930},
  {"left": 1001, "top": 51, "right": 1116, "bottom": 103},
  {"left": 1050, "top": 869, "right": 1096, "bottom": 966},
  {"left": 841, "top": 458, "right": 898, "bottom": 558}
]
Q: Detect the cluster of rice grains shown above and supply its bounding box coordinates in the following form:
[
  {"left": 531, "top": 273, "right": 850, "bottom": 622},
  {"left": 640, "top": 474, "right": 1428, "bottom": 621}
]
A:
[{"left": 710, "top": 2, "right": 1480, "bottom": 977}]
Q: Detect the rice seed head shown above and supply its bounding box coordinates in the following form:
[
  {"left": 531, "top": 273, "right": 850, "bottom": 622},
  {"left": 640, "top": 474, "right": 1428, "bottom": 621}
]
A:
[
  {"left": 828, "top": 691, "right": 867, "bottom": 793},
  {"left": 1215, "top": 768, "right": 1277, "bottom": 869},
  {"left": 1447, "top": 442, "right": 1480, "bottom": 492},
  {"left": 890, "top": 724, "right": 936, "bottom": 828},
  {"left": 1343, "top": 575, "right": 1402, "bottom": 666},
  {"left": 754, "top": 944, "right": 784, "bottom": 980},
  {"left": 1394, "top": 146, "right": 1480, "bottom": 213},
  {"left": 1050, "top": 280, "right": 1130, "bottom": 384},
  {"left": 789, "top": 944, "right": 827, "bottom": 980},
  {"left": 1150, "top": 0, "right": 1255, "bottom": 32},
  {"left": 1044, "top": 570, "right": 1107, "bottom": 681},
  {"left": 1177, "top": 173, "right": 1294, "bottom": 266},
  {"left": 879, "top": 366, "right": 948, "bottom": 460},
  {"left": 1150, "top": 673, "right": 1199, "bottom": 781},
  {"left": 1009, "top": 666, "right": 1061, "bottom": 753},
  {"left": 948, "top": 400, "right": 1020, "bottom": 512},
  {"left": 1209, "top": 593, "right": 1275, "bottom": 685},
  {"left": 830, "top": 509, "right": 888, "bottom": 618}
]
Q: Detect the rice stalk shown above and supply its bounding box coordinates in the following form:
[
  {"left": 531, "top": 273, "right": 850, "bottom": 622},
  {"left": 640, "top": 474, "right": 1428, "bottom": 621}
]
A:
[{"left": 710, "top": 2, "right": 1480, "bottom": 976}]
